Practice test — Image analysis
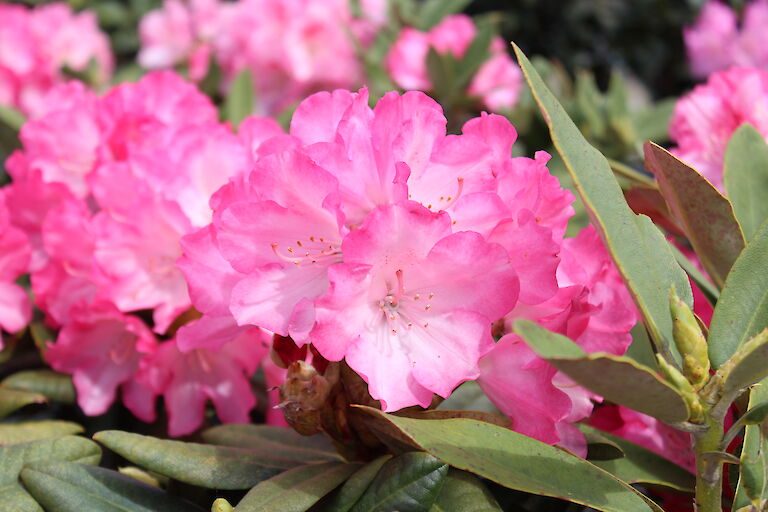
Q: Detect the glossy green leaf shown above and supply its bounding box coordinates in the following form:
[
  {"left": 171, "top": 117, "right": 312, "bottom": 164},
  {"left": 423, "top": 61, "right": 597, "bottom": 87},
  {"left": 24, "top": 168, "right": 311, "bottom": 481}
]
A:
[
  {"left": 644, "top": 142, "right": 745, "bottom": 288},
  {"left": 514, "top": 319, "right": 690, "bottom": 423},
  {"left": 430, "top": 469, "right": 502, "bottom": 512},
  {"left": 580, "top": 426, "right": 694, "bottom": 493},
  {"left": 417, "top": 0, "right": 473, "bottom": 29},
  {"left": 514, "top": 43, "right": 692, "bottom": 364},
  {"left": 720, "top": 330, "right": 768, "bottom": 395},
  {"left": 0, "top": 421, "right": 82, "bottom": 445},
  {"left": 708, "top": 220, "right": 768, "bottom": 368},
  {"left": 350, "top": 452, "right": 448, "bottom": 512},
  {"left": 234, "top": 462, "right": 359, "bottom": 511},
  {"left": 93, "top": 430, "right": 302, "bottom": 490},
  {"left": 357, "top": 408, "right": 663, "bottom": 512},
  {"left": 322, "top": 456, "right": 392, "bottom": 512},
  {"left": 201, "top": 424, "right": 340, "bottom": 462},
  {"left": 21, "top": 462, "right": 204, "bottom": 512},
  {"left": 0, "top": 435, "right": 101, "bottom": 512},
  {"left": 724, "top": 123, "right": 768, "bottom": 241},
  {"left": 2, "top": 370, "right": 76, "bottom": 404},
  {"left": 734, "top": 380, "right": 768, "bottom": 509},
  {"left": 0, "top": 387, "right": 47, "bottom": 419},
  {"left": 223, "top": 69, "right": 254, "bottom": 129}
]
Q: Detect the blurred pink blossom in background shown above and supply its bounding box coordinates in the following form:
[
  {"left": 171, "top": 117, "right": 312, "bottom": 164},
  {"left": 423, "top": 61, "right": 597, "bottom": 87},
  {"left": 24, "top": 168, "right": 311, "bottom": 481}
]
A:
[{"left": 0, "top": 2, "right": 113, "bottom": 117}]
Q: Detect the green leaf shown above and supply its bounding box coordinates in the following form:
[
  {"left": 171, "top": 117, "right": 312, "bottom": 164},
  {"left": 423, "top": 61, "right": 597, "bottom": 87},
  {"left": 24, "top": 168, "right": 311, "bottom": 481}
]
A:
[
  {"left": 201, "top": 424, "right": 340, "bottom": 463},
  {"left": 580, "top": 426, "right": 694, "bottom": 493},
  {"left": 425, "top": 48, "right": 458, "bottom": 104},
  {"left": 322, "top": 455, "right": 392, "bottom": 512},
  {"left": 436, "top": 382, "right": 500, "bottom": 414},
  {"left": 455, "top": 18, "right": 494, "bottom": 90},
  {"left": 0, "top": 421, "right": 82, "bottom": 445},
  {"left": 708, "top": 220, "right": 768, "bottom": 368},
  {"left": 20, "top": 462, "right": 204, "bottom": 512},
  {"left": 430, "top": 469, "right": 502, "bottom": 512},
  {"left": 720, "top": 329, "right": 768, "bottom": 395},
  {"left": 670, "top": 243, "right": 720, "bottom": 306},
  {"left": 724, "top": 123, "right": 768, "bottom": 241},
  {"left": 0, "top": 435, "right": 101, "bottom": 512},
  {"left": 417, "top": 0, "right": 473, "bottom": 30},
  {"left": 724, "top": 398, "right": 768, "bottom": 449},
  {"left": 350, "top": 452, "right": 448, "bottom": 512},
  {"left": 0, "top": 104, "right": 24, "bottom": 131},
  {"left": 223, "top": 69, "right": 254, "bottom": 129},
  {"left": 355, "top": 409, "right": 663, "bottom": 512},
  {"left": 514, "top": 319, "right": 690, "bottom": 423},
  {"left": 93, "top": 430, "right": 304, "bottom": 490},
  {"left": 2, "top": 370, "right": 76, "bottom": 404},
  {"left": 625, "top": 323, "right": 658, "bottom": 371},
  {"left": 234, "top": 462, "right": 359, "bottom": 511},
  {"left": 644, "top": 142, "right": 745, "bottom": 288},
  {"left": 0, "top": 387, "right": 47, "bottom": 419},
  {"left": 513, "top": 43, "right": 692, "bottom": 364},
  {"left": 632, "top": 98, "right": 675, "bottom": 143},
  {"left": 734, "top": 380, "right": 768, "bottom": 509},
  {"left": 583, "top": 430, "right": 625, "bottom": 461}
]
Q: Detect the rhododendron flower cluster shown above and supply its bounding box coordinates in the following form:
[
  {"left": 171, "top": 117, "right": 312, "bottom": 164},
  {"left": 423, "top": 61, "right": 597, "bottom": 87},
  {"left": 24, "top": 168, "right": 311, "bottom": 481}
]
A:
[
  {"left": 138, "top": 0, "right": 385, "bottom": 115},
  {"left": 685, "top": 0, "right": 768, "bottom": 79},
  {"left": 2, "top": 71, "right": 277, "bottom": 436},
  {"left": 385, "top": 14, "right": 523, "bottom": 112},
  {"left": 669, "top": 66, "right": 768, "bottom": 190},
  {"left": 180, "top": 86, "right": 637, "bottom": 449},
  {"left": 0, "top": 191, "right": 31, "bottom": 350},
  {"left": 0, "top": 2, "right": 113, "bottom": 117}
]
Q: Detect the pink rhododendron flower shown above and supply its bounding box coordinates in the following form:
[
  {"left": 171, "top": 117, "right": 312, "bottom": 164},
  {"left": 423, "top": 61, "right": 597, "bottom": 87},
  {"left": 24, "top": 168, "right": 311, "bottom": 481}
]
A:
[
  {"left": 0, "top": 192, "right": 32, "bottom": 348},
  {"left": 591, "top": 405, "right": 695, "bottom": 473},
  {"left": 0, "top": 2, "right": 112, "bottom": 117},
  {"left": 479, "top": 226, "right": 638, "bottom": 455},
  {"left": 45, "top": 302, "right": 157, "bottom": 416},
  {"left": 385, "top": 14, "right": 522, "bottom": 111},
  {"left": 127, "top": 329, "right": 270, "bottom": 437},
  {"left": 685, "top": 0, "right": 768, "bottom": 79},
  {"left": 138, "top": 0, "right": 385, "bottom": 115},
  {"left": 669, "top": 66, "right": 768, "bottom": 190}
]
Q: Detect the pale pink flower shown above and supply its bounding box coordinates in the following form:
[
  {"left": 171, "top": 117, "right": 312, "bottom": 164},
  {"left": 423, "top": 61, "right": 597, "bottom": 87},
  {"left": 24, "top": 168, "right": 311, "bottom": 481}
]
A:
[
  {"left": 310, "top": 203, "right": 519, "bottom": 411},
  {"left": 0, "top": 2, "right": 112, "bottom": 117},
  {"left": 385, "top": 15, "right": 522, "bottom": 111},
  {"left": 45, "top": 302, "right": 157, "bottom": 416},
  {"left": 686, "top": 0, "right": 768, "bottom": 78},
  {"left": 669, "top": 67, "right": 768, "bottom": 190},
  {"left": 127, "top": 331, "right": 269, "bottom": 437}
]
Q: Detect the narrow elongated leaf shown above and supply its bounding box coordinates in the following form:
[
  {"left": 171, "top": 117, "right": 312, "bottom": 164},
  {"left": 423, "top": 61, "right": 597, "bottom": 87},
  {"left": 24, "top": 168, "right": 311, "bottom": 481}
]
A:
[
  {"left": 234, "top": 462, "right": 360, "bottom": 512},
  {"left": 357, "top": 408, "right": 663, "bottom": 512},
  {"left": 0, "top": 387, "right": 47, "bottom": 419},
  {"left": 0, "top": 435, "right": 101, "bottom": 512},
  {"left": 515, "top": 319, "right": 690, "bottom": 423},
  {"left": 720, "top": 330, "right": 768, "bottom": 394},
  {"left": 708, "top": 220, "right": 768, "bottom": 368},
  {"left": 723, "top": 398, "right": 768, "bottom": 449},
  {"left": 201, "top": 424, "right": 340, "bottom": 462},
  {"left": 724, "top": 123, "right": 768, "bottom": 241},
  {"left": 93, "top": 430, "right": 302, "bottom": 490},
  {"left": 417, "top": 0, "right": 473, "bottom": 29},
  {"left": 514, "top": 44, "right": 692, "bottom": 363},
  {"left": 0, "top": 421, "right": 82, "bottom": 445},
  {"left": 21, "top": 462, "right": 204, "bottom": 512},
  {"left": 2, "top": 370, "right": 76, "bottom": 404},
  {"left": 579, "top": 426, "right": 694, "bottom": 492},
  {"left": 223, "top": 69, "right": 254, "bottom": 129},
  {"left": 430, "top": 469, "right": 502, "bottom": 512},
  {"left": 734, "top": 380, "right": 768, "bottom": 509},
  {"left": 455, "top": 18, "right": 494, "bottom": 88},
  {"left": 350, "top": 452, "right": 448, "bottom": 512},
  {"left": 322, "top": 456, "right": 392, "bottom": 512},
  {"left": 644, "top": 142, "right": 745, "bottom": 288}
]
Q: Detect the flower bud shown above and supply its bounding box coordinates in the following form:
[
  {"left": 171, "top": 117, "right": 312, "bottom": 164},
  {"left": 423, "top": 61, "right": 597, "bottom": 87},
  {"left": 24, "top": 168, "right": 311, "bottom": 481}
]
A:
[
  {"left": 212, "top": 498, "right": 234, "bottom": 512},
  {"left": 278, "top": 360, "right": 333, "bottom": 435},
  {"left": 656, "top": 354, "right": 705, "bottom": 423},
  {"left": 669, "top": 286, "right": 710, "bottom": 390}
]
